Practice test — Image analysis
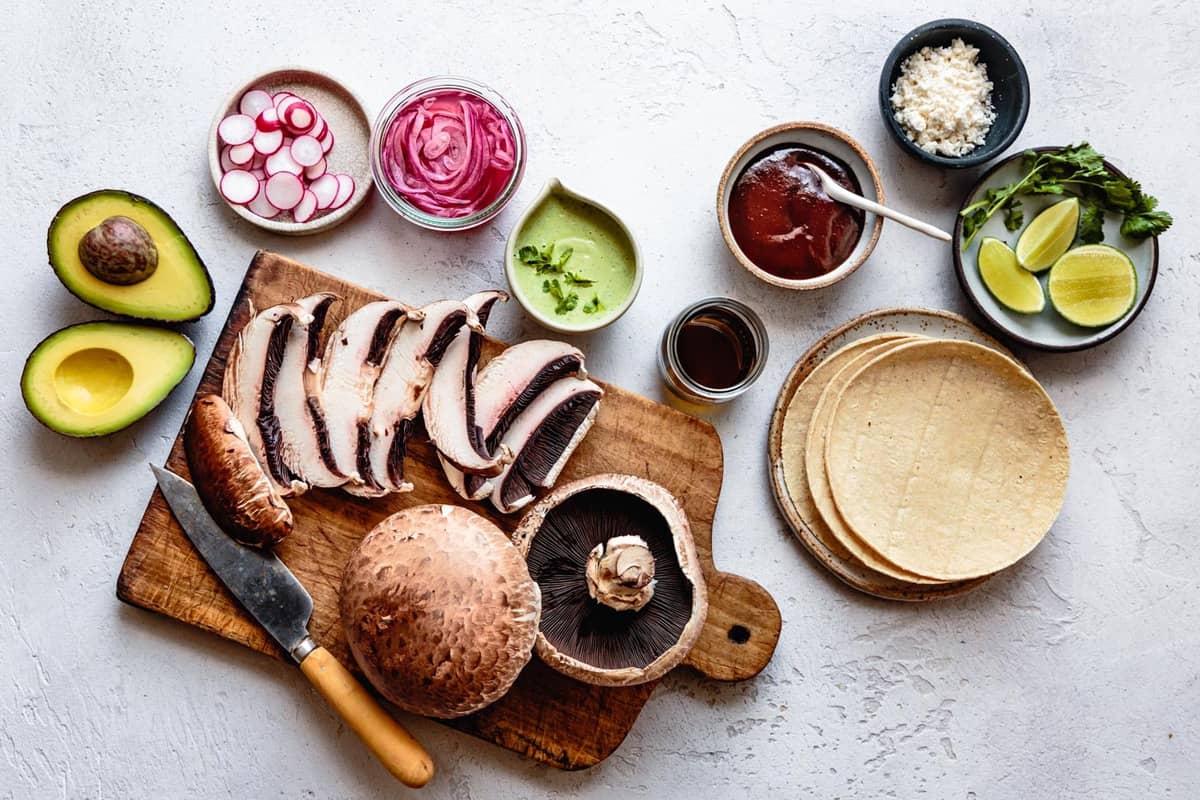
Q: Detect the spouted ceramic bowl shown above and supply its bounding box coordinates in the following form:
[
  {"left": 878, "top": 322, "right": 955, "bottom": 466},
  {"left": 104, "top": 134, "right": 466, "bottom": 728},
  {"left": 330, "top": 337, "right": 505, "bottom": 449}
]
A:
[
  {"left": 717, "top": 122, "right": 883, "bottom": 290},
  {"left": 505, "top": 178, "right": 643, "bottom": 334}
]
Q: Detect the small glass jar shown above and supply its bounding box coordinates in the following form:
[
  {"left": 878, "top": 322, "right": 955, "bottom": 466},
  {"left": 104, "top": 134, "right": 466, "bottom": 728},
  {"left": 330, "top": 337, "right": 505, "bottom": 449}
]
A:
[
  {"left": 658, "top": 297, "right": 769, "bottom": 405},
  {"left": 370, "top": 76, "right": 527, "bottom": 231}
]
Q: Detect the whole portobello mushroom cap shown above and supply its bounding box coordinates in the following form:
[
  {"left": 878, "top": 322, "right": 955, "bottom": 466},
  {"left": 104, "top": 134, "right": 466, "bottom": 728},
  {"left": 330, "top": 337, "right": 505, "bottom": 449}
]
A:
[
  {"left": 340, "top": 505, "right": 541, "bottom": 719},
  {"left": 78, "top": 215, "right": 158, "bottom": 285}
]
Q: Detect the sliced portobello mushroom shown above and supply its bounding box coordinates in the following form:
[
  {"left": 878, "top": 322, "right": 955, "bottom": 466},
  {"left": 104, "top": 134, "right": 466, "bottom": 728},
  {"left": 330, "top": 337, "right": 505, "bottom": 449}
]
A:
[
  {"left": 359, "top": 298, "right": 476, "bottom": 496},
  {"left": 184, "top": 394, "right": 293, "bottom": 548},
  {"left": 440, "top": 339, "right": 587, "bottom": 501},
  {"left": 422, "top": 290, "right": 510, "bottom": 477},
  {"left": 511, "top": 474, "right": 708, "bottom": 687},
  {"left": 489, "top": 376, "right": 603, "bottom": 514},
  {"left": 222, "top": 301, "right": 310, "bottom": 498},
  {"left": 318, "top": 300, "right": 410, "bottom": 494},
  {"left": 275, "top": 293, "right": 346, "bottom": 488}
]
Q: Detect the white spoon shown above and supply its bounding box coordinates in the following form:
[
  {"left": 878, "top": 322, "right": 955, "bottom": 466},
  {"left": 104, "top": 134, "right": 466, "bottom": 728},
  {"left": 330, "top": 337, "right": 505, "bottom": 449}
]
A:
[{"left": 807, "top": 164, "right": 952, "bottom": 242}]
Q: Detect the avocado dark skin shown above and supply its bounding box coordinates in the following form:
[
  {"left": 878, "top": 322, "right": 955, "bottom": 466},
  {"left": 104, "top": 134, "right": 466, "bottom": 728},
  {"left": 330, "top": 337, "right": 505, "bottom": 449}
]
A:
[{"left": 78, "top": 215, "right": 159, "bottom": 285}]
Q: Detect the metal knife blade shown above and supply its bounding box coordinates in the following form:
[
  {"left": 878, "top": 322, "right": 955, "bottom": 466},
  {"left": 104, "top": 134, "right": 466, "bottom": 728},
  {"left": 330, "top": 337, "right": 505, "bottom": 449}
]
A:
[{"left": 151, "top": 464, "right": 315, "bottom": 662}]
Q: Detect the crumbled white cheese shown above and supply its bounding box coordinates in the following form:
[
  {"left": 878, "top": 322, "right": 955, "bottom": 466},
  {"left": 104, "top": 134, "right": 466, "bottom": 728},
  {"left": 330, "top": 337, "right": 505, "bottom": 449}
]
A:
[{"left": 890, "top": 38, "right": 996, "bottom": 157}]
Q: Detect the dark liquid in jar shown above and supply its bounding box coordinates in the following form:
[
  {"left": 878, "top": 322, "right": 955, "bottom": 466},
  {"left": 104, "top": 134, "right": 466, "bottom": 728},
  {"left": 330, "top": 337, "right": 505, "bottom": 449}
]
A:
[
  {"left": 675, "top": 310, "right": 756, "bottom": 391},
  {"left": 727, "top": 144, "right": 865, "bottom": 280}
]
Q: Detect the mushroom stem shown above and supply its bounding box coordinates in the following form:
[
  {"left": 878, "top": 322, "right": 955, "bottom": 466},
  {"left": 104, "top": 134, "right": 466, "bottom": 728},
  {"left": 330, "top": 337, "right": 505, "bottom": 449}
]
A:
[{"left": 585, "top": 535, "right": 657, "bottom": 612}]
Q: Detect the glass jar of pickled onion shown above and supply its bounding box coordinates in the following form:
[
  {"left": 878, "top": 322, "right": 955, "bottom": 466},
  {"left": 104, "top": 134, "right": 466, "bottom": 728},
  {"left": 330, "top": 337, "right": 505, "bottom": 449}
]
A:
[{"left": 370, "top": 76, "right": 526, "bottom": 231}]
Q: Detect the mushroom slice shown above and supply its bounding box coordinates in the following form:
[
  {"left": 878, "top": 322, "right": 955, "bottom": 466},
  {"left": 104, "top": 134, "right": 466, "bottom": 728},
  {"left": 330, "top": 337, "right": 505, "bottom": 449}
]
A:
[
  {"left": 359, "top": 299, "right": 476, "bottom": 496},
  {"left": 422, "top": 290, "right": 510, "bottom": 477},
  {"left": 489, "top": 377, "right": 603, "bottom": 514},
  {"left": 318, "top": 300, "right": 410, "bottom": 492},
  {"left": 340, "top": 505, "right": 541, "bottom": 718},
  {"left": 511, "top": 474, "right": 708, "bottom": 687},
  {"left": 222, "top": 302, "right": 310, "bottom": 497},
  {"left": 275, "top": 293, "right": 346, "bottom": 488},
  {"left": 184, "top": 394, "right": 293, "bottom": 548},
  {"left": 440, "top": 340, "right": 587, "bottom": 501}
]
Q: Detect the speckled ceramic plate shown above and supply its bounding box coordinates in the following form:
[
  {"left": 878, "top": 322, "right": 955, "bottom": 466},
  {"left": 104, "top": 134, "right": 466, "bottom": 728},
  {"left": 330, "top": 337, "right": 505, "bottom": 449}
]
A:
[
  {"left": 207, "top": 68, "right": 372, "bottom": 236},
  {"left": 767, "top": 308, "right": 1016, "bottom": 601},
  {"left": 953, "top": 148, "right": 1160, "bottom": 351}
]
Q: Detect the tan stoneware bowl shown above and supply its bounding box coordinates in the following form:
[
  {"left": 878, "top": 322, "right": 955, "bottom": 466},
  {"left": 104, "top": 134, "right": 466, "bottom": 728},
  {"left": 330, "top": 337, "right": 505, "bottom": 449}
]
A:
[
  {"left": 717, "top": 122, "right": 884, "bottom": 290},
  {"left": 207, "top": 67, "right": 373, "bottom": 236}
]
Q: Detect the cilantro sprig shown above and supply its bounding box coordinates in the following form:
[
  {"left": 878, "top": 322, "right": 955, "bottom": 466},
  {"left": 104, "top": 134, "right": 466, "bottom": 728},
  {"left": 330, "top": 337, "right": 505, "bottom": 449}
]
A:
[
  {"left": 959, "top": 143, "right": 1172, "bottom": 249},
  {"left": 517, "top": 242, "right": 603, "bottom": 315}
]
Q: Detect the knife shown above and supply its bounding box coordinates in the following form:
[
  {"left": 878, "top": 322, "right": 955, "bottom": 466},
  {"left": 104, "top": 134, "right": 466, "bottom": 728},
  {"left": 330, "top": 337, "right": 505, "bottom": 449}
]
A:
[{"left": 151, "top": 464, "right": 434, "bottom": 788}]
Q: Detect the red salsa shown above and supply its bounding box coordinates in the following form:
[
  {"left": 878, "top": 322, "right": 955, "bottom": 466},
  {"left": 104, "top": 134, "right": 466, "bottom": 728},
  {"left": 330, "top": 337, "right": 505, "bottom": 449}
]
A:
[{"left": 728, "top": 145, "right": 865, "bottom": 280}]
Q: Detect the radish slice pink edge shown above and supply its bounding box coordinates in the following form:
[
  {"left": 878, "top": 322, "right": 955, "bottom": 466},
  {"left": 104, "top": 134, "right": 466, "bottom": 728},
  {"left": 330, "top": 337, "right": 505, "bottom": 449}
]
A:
[
  {"left": 290, "top": 135, "right": 323, "bottom": 167},
  {"left": 220, "top": 170, "right": 260, "bottom": 205},
  {"left": 239, "top": 89, "right": 273, "bottom": 118},
  {"left": 293, "top": 190, "right": 318, "bottom": 223},
  {"left": 217, "top": 114, "right": 255, "bottom": 146},
  {"left": 228, "top": 142, "right": 256, "bottom": 166},
  {"left": 331, "top": 174, "right": 355, "bottom": 210},
  {"left": 265, "top": 147, "right": 302, "bottom": 176},
  {"left": 248, "top": 189, "right": 281, "bottom": 219},
  {"left": 309, "top": 174, "right": 339, "bottom": 209},
  {"left": 265, "top": 172, "right": 304, "bottom": 210}
]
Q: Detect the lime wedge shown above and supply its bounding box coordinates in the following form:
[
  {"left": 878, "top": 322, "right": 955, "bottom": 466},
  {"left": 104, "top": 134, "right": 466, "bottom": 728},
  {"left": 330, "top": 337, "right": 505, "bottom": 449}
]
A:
[
  {"left": 1047, "top": 244, "right": 1137, "bottom": 327},
  {"left": 1016, "top": 198, "right": 1080, "bottom": 272},
  {"left": 978, "top": 237, "right": 1045, "bottom": 314}
]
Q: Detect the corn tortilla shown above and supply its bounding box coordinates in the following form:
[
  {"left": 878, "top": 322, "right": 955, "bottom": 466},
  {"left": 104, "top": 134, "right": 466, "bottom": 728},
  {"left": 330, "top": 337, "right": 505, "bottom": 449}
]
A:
[
  {"left": 804, "top": 340, "right": 947, "bottom": 584},
  {"left": 780, "top": 334, "right": 913, "bottom": 562},
  {"left": 824, "top": 339, "right": 1069, "bottom": 580}
]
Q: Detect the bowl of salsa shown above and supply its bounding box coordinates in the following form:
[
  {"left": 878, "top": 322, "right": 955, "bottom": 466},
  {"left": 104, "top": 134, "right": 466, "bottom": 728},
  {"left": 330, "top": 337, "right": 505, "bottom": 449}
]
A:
[
  {"left": 718, "top": 122, "right": 884, "bottom": 289},
  {"left": 370, "top": 76, "right": 526, "bottom": 231}
]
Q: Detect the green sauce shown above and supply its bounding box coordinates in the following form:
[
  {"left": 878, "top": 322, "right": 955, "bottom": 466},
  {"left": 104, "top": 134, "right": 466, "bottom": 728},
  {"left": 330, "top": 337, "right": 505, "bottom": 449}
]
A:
[{"left": 512, "top": 194, "right": 636, "bottom": 326}]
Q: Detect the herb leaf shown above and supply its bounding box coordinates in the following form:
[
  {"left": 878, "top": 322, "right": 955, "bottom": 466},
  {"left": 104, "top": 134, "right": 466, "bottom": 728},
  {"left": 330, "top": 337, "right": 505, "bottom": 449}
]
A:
[
  {"left": 563, "top": 271, "right": 594, "bottom": 287},
  {"left": 959, "top": 143, "right": 1172, "bottom": 248},
  {"left": 542, "top": 278, "right": 579, "bottom": 315},
  {"left": 582, "top": 295, "right": 604, "bottom": 314}
]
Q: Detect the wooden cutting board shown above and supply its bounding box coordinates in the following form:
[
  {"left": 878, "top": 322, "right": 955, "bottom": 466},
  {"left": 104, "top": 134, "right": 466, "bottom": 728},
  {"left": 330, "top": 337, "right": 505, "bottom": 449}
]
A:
[{"left": 117, "top": 250, "right": 781, "bottom": 770}]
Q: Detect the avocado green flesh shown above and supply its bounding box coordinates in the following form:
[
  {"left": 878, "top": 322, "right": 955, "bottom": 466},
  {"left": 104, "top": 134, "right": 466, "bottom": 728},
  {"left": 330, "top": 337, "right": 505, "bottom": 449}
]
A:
[
  {"left": 511, "top": 194, "right": 636, "bottom": 326},
  {"left": 21, "top": 322, "right": 195, "bottom": 437},
  {"left": 48, "top": 190, "right": 214, "bottom": 321}
]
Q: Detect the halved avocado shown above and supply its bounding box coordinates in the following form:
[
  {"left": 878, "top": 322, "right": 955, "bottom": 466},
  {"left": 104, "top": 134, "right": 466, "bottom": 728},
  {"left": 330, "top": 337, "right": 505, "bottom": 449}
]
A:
[
  {"left": 22, "top": 322, "right": 195, "bottom": 437},
  {"left": 48, "top": 191, "right": 214, "bottom": 321}
]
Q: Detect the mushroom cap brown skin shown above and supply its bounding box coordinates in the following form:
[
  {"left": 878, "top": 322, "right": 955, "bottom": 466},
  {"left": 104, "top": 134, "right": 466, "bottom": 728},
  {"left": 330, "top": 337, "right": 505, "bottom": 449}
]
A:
[
  {"left": 339, "top": 504, "right": 541, "bottom": 719},
  {"left": 183, "top": 394, "right": 293, "bottom": 547},
  {"left": 511, "top": 474, "right": 709, "bottom": 687}
]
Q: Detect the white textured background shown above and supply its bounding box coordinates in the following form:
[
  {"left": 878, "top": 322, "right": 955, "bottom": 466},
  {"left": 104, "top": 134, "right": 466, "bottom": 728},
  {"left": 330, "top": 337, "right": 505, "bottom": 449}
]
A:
[{"left": 2, "top": 1, "right": 1197, "bottom": 797}]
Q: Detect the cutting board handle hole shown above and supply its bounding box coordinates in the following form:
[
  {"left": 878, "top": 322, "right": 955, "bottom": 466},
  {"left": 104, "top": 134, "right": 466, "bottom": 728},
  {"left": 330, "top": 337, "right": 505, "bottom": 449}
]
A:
[{"left": 727, "top": 624, "right": 751, "bottom": 644}]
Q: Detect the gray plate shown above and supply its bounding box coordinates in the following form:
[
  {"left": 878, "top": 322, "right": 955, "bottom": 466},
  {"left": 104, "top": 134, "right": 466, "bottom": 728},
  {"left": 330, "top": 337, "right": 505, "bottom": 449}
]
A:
[{"left": 952, "top": 148, "right": 1159, "bottom": 352}]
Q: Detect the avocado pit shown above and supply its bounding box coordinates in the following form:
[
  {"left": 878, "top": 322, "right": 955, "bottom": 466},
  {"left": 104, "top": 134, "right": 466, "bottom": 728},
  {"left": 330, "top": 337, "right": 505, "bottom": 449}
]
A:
[{"left": 78, "top": 215, "right": 158, "bottom": 285}]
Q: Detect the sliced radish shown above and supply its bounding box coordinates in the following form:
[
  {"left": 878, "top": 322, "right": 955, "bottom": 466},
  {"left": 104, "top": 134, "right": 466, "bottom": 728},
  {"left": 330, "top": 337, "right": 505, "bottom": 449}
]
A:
[
  {"left": 265, "top": 147, "right": 302, "bottom": 176},
  {"left": 265, "top": 172, "right": 304, "bottom": 210},
  {"left": 309, "top": 174, "right": 339, "bottom": 209},
  {"left": 276, "top": 96, "right": 303, "bottom": 125},
  {"left": 290, "top": 135, "right": 323, "bottom": 167},
  {"left": 293, "top": 190, "right": 319, "bottom": 223},
  {"left": 330, "top": 174, "right": 355, "bottom": 209},
  {"left": 284, "top": 101, "right": 316, "bottom": 134},
  {"left": 304, "top": 157, "right": 327, "bottom": 180},
  {"left": 218, "top": 114, "right": 256, "bottom": 146},
  {"left": 252, "top": 127, "right": 284, "bottom": 155},
  {"left": 247, "top": 188, "right": 281, "bottom": 219},
  {"left": 319, "top": 129, "right": 335, "bottom": 154},
  {"left": 219, "top": 145, "right": 237, "bottom": 173},
  {"left": 309, "top": 114, "right": 328, "bottom": 140},
  {"left": 256, "top": 107, "right": 281, "bottom": 132},
  {"left": 220, "top": 170, "right": 260, "bottom": 205},
  {"left": 239, "top": 89, "right": 273, "bottom": 118},
  {"left": 272, "top": 91, "right": 295, "bottom": 109},
  {"left": 228, "top": 142, "right": 256, "bottom": 166}
]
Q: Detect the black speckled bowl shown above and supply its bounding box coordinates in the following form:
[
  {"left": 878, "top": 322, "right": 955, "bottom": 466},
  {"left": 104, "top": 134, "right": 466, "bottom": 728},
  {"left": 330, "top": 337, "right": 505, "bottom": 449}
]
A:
[{"left": 879, "top": 19, "right": 1030, "bottom": 169}]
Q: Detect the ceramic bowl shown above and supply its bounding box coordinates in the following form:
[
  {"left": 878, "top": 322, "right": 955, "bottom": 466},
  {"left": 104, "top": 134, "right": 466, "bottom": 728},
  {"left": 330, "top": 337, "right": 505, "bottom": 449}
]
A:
[
  {"left": 717, "top": 122, "right": 883, "bottom": 290},
  {"left": 879, "top": 19, "right": 1029, "bottom": 169},
  {"left": 208, "top": 68, "right": 372, "bottom": 235},
  {"left": 504, "top": 178, "right": 643, "bottom": 334},
  {"left": 953, "top": 148, "right": 1159, "bottom": 352}
]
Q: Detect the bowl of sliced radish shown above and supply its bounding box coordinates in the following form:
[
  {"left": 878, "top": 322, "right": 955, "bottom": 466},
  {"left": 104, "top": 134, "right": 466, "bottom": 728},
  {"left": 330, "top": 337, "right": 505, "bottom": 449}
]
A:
[{"left": 209, "top": 68, "right": 372, "bottom": 235}]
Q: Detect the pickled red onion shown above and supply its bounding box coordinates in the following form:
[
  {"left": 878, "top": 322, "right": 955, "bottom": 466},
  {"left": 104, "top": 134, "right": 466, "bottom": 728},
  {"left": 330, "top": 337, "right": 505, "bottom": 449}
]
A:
[{"left": 381, "top": 89, "right": 517, "bottom": 218}]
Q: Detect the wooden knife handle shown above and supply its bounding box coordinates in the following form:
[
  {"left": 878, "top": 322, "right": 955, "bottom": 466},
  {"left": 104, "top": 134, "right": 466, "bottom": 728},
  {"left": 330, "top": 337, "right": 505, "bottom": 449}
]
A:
[{"left": 299, "top": 646, "right": 434, "bottom": 788}]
